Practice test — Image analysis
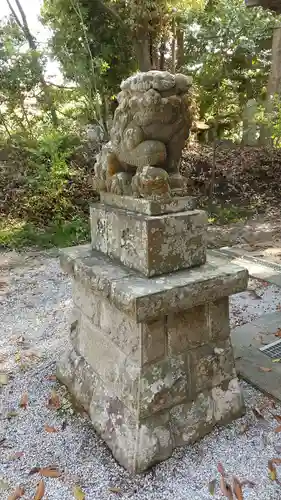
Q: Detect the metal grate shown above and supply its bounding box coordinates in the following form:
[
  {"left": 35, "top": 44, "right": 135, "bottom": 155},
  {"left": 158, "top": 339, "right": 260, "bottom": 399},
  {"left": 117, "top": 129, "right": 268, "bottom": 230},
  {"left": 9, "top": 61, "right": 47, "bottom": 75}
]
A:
[{"left": 260, "top": 339, "right": 281, "bottom": 360}]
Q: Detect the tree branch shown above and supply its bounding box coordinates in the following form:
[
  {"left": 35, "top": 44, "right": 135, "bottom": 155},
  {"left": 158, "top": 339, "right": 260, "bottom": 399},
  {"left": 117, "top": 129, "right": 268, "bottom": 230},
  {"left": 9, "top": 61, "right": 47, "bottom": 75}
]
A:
[
  {"left": 5, "top": 0, "right": 23, "bottom": 29},
  {"left": 45, "top": 81, "right": 77, "bottom": 89}
]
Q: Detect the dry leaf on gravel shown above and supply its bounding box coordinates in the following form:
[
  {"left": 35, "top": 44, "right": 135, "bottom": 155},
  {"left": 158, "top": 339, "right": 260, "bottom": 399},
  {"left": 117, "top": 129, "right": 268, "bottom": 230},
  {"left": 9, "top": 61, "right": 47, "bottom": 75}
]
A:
[
  {"left": 44, "top": 425, "right": 58, "bottom": 433},
  {"left": 274, "top": 425, "right": 281, "bottom": 433},
  {"left": 39, "top": 466, "right": 62, "bottom": 478},
  {"left": 233, "top": 477, "right": 243, "bottom": 499},
  {"left": 268, "top": 460, "right": 277, "bottom": 481},
  {"left": 220, "top": 476, "right": 233, "bottom": 499},
  {"left": 29, "top": 466, "right": 62, "bottom": 478},
  {"left": 271, "top": 458, "right": 281, "bottom": 465},
  {"left": 208, "top": 479, "right": 216, "bottom": 495},
  {"left": 34, "top": 479, "right": 45, "bottom": 500},
  {"left": 275, "top": 329, "right": 281, "bottom": 338},
  {"left": 47, "top": 390, "right": 61, "bottom": 410},
  {"left": 7, "top": 486, "right": 25, "bottom": 500},
  {"left": 0, "top": 373, "right": 8, "bottom": 385},
  {"left": 7, "top": 411, "right": 19, "bottom": 419},
  {"left": 19, "top": 393, "right": 28, "bottom": 409},
  {"left": 14, "top": 352, "right": 21, "bottom": 362},
  {"left": 45, "top": 375, "right": 56, "bottom": 381},
  {"left": 73, "top": 485, "right": 85, "bottom": 499},
  {"left": 258, "top": 367, "right": 272, "bottom": 372},
  {"left": 108, "top": 487, "right": 122, "bottom": 494},
  {"left": 217, "top": 463, "right": 226, "bottom": 476},
  {"left": 9, "top": 452, "right": 24, "bottom": 461}
]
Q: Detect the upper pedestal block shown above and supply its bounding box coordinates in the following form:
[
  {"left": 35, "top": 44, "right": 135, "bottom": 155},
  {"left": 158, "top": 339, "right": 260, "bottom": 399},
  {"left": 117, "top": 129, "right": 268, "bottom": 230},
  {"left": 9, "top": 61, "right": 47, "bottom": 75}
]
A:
[{"left": 90, "top": 196, "right": 207, "bottom": 278}]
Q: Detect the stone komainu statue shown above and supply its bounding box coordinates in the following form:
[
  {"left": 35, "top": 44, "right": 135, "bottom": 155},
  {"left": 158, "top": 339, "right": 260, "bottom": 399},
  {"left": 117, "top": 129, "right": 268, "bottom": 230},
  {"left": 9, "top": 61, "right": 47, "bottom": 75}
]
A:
[{"left": 94, "top": 70, "right": 193, "bottom": 199}]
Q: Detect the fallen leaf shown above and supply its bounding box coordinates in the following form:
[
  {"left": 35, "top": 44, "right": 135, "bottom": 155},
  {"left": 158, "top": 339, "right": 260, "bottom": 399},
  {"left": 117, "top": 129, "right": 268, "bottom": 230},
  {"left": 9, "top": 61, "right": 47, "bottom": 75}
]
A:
[
  {"left": 34, "top": 479, "right": 45, "bottom": 500},
  {"left": 272, "top": 458, "right": 281, "bottom": 465},
  {"left": 233, "top": 477, "right": 243, "bottom": 499},
  {"left": 9, "top": 452, "right": 24, "bottom": 461},
  {"left": 19, "top": 393, "right": 28, "bottom": 410},
  {"left": 272, "top": 359, "right": 281, "bottom": 363},
  {"left": 6, "top": 411, "right": 19, "bottom": 419},
  {"left": 108, "top": 487, "right": 122, "bottom": 494},
  {"left": 0, "top": 373, "right": 8, "bottom": 385},
  {"left": 47, "top": 390, "right": 61, "bottom": 410},
  {"left": 268, "top": 460, "right": 277, "bottom": 481},
  {"left": 217, "top": 462, "right": 226, "bottom": 476},
  {"left": 208, "top": 480, "right": 216, "bottom": 496},
  {"left": 45, "top": 375, "right": 56, "bottom": 381},
  {"left": 40, "top": 466, "right": 62, "bottom": 478},
  {"left": 44, "top": 425, "right": 58, "bottom": 433},
  {"left": 73, "top": 485, "right": 85, "bottom": 499},
  {"left": 0, "top": 479, "right": 9, "bottom": 491},
  {"left": 7, "top": 486, "right": 25, "bottom": 500},
  {"left": 275, "top": 329, "right": 281, "bottom": 338},
  {"left": 14, "top": 352, "right": 21, "bottom": 363},
  {"left": 259, "top": 367, "right": 272, "bottom": 372},
  {"left": 220, "top": 476, "right": 233, "bottom": 499},
  {"left": 275, "top": 425, "right": 281, "bottom": 433}
]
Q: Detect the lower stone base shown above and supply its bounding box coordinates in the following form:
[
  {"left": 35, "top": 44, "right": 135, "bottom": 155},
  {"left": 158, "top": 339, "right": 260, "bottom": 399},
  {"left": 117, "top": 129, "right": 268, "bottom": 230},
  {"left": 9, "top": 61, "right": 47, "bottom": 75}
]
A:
[{"left": 58, "top": 348, "right": 245, "bottom": 473}]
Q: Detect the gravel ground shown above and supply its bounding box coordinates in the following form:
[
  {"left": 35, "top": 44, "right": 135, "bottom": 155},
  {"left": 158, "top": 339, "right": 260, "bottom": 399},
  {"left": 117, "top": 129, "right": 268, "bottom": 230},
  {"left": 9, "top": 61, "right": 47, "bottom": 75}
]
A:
[{"left": 1, "top": 252, "right": 281, "bottom": 499}]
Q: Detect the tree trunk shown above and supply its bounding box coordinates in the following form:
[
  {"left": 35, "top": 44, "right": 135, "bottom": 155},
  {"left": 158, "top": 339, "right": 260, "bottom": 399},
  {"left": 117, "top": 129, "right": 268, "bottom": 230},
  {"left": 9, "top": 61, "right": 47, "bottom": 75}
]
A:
[
  {"left": 135, "top": 23, "right": 152, "bottom": 71},
  {"left": 260, "top": 24, "right": 281, "bottom": 145},
  {"left": 176, "top": 26, "right": 184, "bottom": 71},
  {"left": 6, "top": 0, "right": 58, "bottom": 128},
  {"left": 159, "top": 36, "right": 166, "bottom": 70},
  {"left": 171, "top": 17, "right": 176, "bottom": 74}
]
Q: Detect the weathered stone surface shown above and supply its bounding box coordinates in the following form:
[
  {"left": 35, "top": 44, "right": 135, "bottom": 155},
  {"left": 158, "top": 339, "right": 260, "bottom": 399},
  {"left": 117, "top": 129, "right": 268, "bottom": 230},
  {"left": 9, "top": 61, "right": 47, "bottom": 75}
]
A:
[
  {"left": 212, "top": 378, "right": 245, "bottom": 423},
  {"left": 59, "top": 244, "right": 247, "bottom": 473},
  {"left": 170, "top": 391, "right": 214, "bottom": 446},
  {"left": 167, "top": 299, "right": 230, "bottom": 355},
  {"left": 99, "top": 193, "right": 196, "bottom": 215},
  {"left": 93, "top": 71, "right": 193, "bottom": 197},
  {"left": 189, "top": 340, "right": 236, "bottom": 393},
  {"left": 57, "top": 349, "right": 244, "bottom": 472},
  {"left": 140, "top": 355, "right": 188, "bottom": 417},
  {"left": 141, "top": 319, "right": 166, "bottom": 365},
  {"left": 209, "top": 298, "right": 230, "bottom": 341},
  {"left": 60, "top": 246, "right": 248, "bottom": 322},
  {"left": 167, "top": 305, "right": 209, "bottom": 354},
  {"left": 90, "top": 204, "right": 207, "bottom": 277}
]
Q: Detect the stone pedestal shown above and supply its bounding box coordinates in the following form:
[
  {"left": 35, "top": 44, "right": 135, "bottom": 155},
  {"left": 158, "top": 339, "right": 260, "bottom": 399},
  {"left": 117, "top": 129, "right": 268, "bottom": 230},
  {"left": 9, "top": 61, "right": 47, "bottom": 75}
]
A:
[{"left": 58, "top": 196, "right": 248, "bottom": 473}]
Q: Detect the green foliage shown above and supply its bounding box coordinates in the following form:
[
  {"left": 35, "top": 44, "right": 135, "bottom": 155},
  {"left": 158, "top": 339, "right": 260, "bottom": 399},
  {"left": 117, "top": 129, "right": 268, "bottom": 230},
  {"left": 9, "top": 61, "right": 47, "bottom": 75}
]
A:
[
  {"left": 41, "top": 0, "right": 136, "bottom": 122},
  {"left": 183, "top": 0, "right": 277, "bottom": 138},
  {"left": 0, "top": 217, "right": 89, "bottom": 249}
]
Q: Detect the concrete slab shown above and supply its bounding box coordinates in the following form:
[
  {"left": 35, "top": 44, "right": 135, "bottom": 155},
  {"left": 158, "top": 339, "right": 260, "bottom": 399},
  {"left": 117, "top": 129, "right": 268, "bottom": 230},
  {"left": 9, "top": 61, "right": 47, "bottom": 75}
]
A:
[
  {"left": 209, "top": 248, "right": 281, "bottom": 287},
  {"left": 231, "top": 312, "right": 281, "bottom": 401}
]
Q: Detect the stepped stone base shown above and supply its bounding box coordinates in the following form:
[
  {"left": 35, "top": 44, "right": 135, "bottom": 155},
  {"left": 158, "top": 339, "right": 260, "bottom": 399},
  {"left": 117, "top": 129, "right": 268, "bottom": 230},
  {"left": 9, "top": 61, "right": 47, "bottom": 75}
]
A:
[{"left": 58, "top": 245, "right": 247, "bottom": 473}]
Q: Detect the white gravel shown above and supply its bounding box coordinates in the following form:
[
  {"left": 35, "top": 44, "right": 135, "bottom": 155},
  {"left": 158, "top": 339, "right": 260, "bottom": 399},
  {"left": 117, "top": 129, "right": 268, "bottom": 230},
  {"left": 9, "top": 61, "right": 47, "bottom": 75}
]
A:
[{"left": 1, "top": 252, "right": 281, "bottom": 499}]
